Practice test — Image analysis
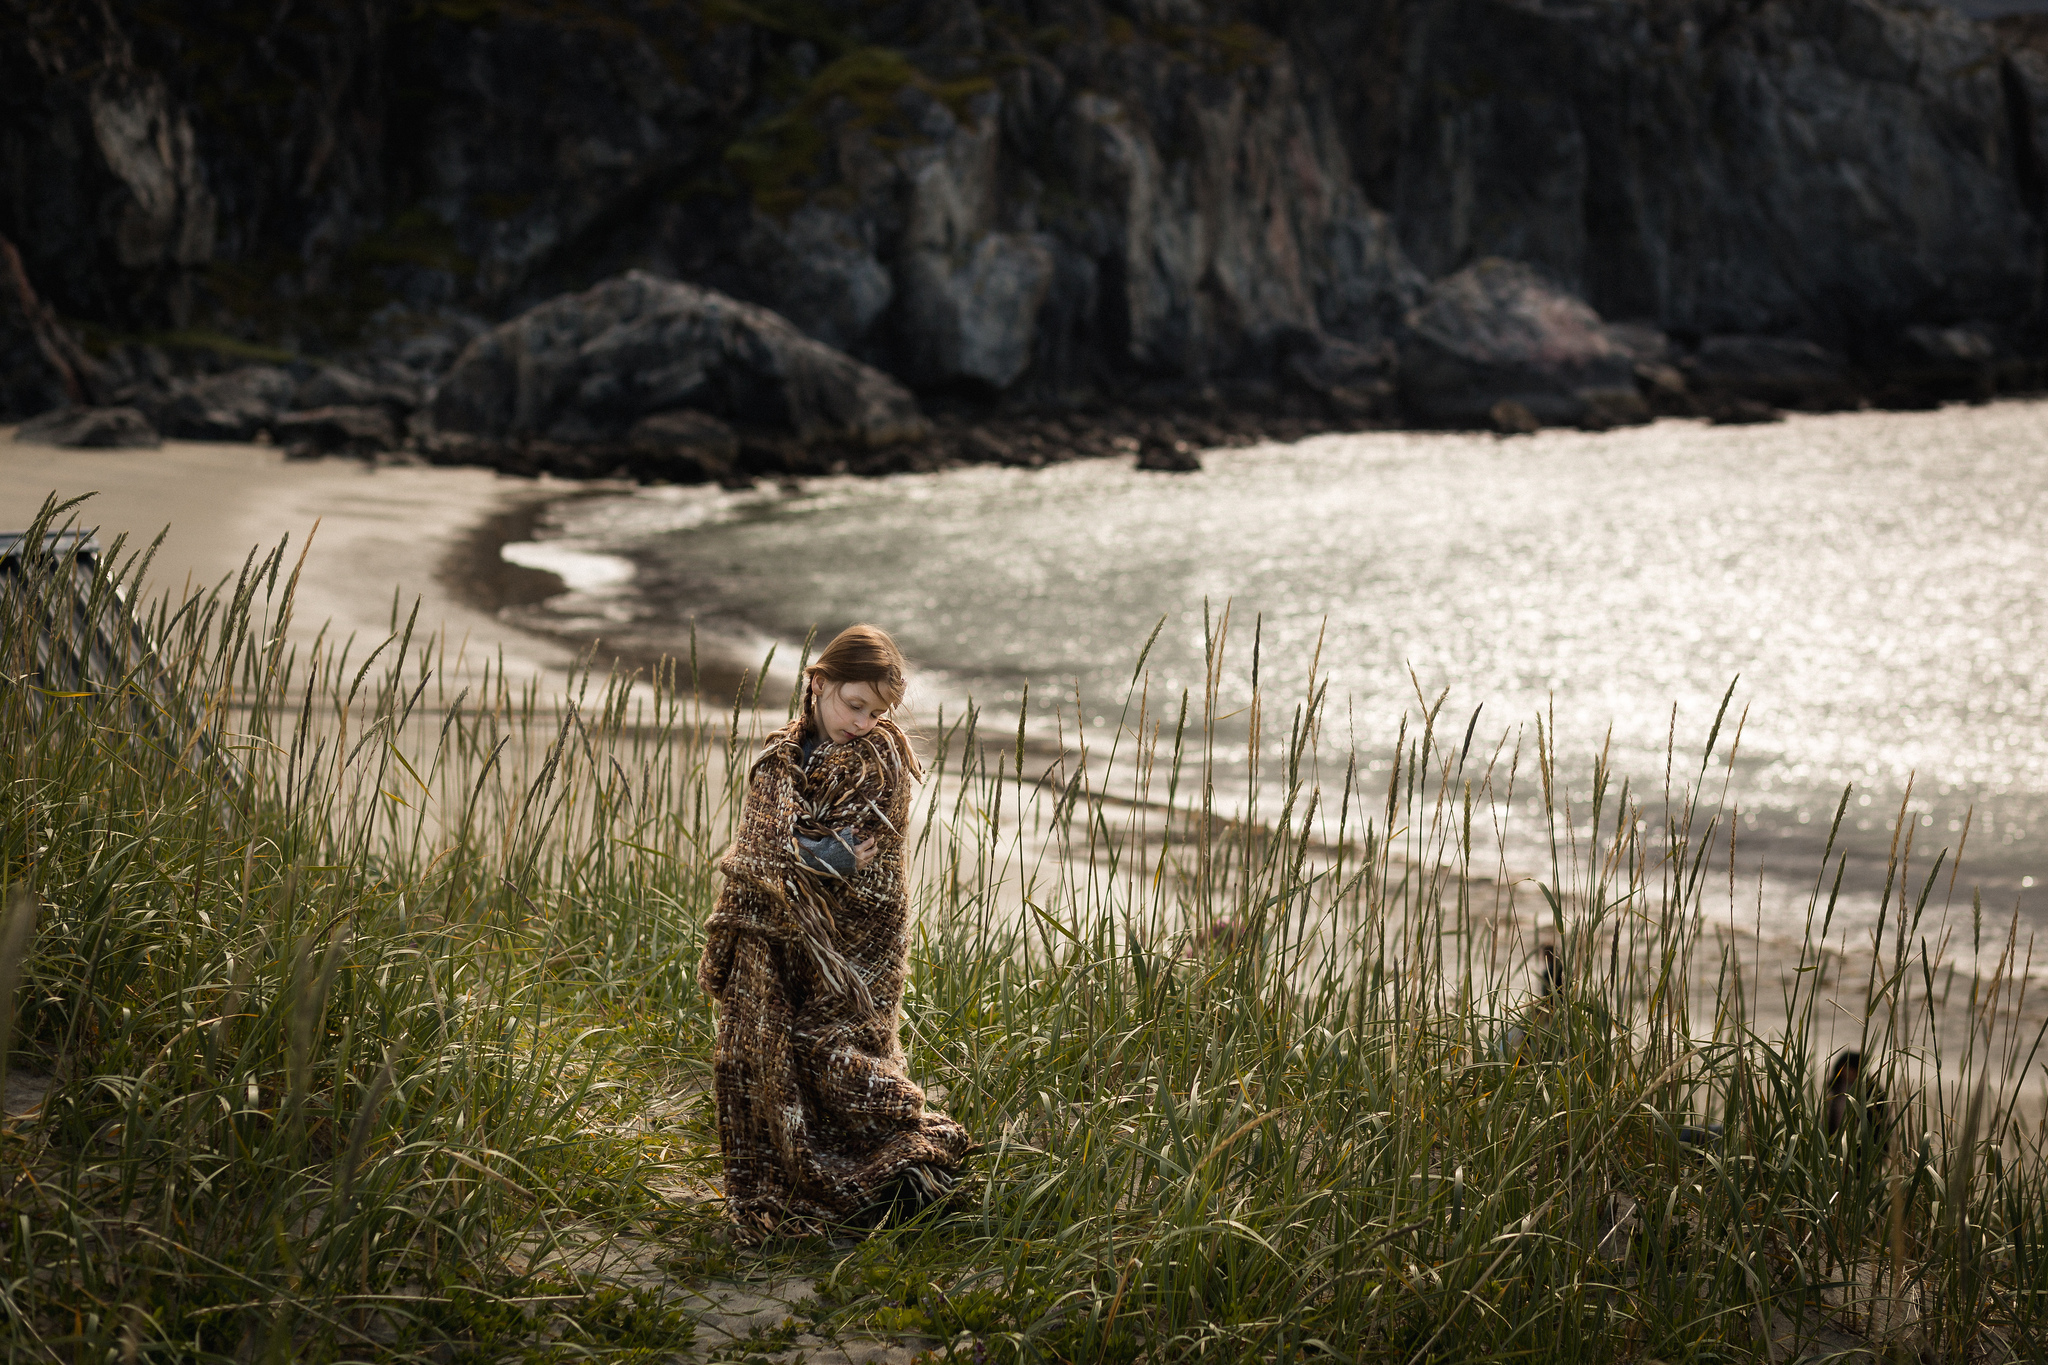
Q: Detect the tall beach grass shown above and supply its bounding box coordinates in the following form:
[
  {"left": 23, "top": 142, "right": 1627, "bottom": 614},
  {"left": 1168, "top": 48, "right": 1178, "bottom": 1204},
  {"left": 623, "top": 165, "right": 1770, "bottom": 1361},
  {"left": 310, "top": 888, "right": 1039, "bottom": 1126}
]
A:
[{"left": 1, "top": 497, "right": 2042, "bottom": 1362}]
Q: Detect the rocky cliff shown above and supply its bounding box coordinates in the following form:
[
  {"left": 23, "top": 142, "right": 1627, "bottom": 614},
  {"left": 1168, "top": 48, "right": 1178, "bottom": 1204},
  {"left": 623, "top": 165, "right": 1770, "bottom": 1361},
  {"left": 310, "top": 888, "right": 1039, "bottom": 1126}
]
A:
[{"left": 4, "top": 0, "right": 2046, "bottom": 445}]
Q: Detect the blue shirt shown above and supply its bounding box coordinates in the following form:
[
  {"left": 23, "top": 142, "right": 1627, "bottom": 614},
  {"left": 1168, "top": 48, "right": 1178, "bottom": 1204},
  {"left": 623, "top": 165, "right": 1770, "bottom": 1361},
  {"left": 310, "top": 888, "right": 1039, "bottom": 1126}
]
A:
[{"left": 796, "top": 729, "right": 859, "bottom": 876}]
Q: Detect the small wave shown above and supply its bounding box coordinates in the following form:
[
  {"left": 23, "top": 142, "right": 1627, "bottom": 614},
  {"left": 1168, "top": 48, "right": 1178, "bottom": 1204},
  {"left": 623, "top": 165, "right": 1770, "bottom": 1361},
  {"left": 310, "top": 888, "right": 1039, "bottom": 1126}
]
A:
[{"left": 499, "top": 541, "right": 636, "bottom": 592}]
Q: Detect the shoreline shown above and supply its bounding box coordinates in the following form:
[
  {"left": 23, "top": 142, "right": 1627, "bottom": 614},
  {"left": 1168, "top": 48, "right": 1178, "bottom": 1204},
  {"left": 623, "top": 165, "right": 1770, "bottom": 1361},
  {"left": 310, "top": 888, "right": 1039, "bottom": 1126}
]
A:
[
  {"left": 444, "top": 483, "right": 800, "bottom": 704},
  {"left": 453, "top": 408, "right": 2048, "bottom": 1032},
  {"left": 16, "top": 414, "right": 2048, "bottom": 930},
  {"left": 0, "top": 429, "right": 586, "bottom": 689},
  {"left": 7, "top": 423, "right": 2043, "bottom": 1107}
]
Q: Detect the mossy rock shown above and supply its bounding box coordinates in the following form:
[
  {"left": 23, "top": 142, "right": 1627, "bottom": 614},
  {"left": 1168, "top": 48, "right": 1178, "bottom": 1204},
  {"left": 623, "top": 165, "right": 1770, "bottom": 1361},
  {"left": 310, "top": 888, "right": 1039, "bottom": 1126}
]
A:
[{"left": 725, "top": 45, "right": 994, "bottom": 216}]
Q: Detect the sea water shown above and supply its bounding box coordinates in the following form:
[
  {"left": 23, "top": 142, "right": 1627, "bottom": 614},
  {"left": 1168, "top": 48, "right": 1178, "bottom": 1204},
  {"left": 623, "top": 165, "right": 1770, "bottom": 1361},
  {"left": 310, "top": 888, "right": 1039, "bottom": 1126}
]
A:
[{"left": 505, "top": 401, "right": 2048, "bottom": 952}]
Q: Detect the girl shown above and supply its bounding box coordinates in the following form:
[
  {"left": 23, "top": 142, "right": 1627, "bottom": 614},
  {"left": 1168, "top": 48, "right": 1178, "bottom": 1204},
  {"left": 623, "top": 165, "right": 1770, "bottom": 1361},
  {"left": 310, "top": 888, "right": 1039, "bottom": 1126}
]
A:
[{"left": 697, "top": 624, "right": 971, "bottom": 1239}]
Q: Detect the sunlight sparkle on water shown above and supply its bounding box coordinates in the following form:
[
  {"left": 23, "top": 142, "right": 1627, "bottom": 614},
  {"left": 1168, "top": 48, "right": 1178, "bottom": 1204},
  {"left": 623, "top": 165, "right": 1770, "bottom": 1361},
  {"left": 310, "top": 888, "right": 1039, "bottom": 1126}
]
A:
[{"left": 528, "top": 402, "right": 2048, "bottom": 912}]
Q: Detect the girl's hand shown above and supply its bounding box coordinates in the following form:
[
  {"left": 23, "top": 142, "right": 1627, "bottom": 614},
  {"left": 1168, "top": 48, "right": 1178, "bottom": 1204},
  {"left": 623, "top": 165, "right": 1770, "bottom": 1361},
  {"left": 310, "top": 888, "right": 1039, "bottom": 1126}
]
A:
[{"left": 851, "top": 836, "right": 879, "bottom": 870}]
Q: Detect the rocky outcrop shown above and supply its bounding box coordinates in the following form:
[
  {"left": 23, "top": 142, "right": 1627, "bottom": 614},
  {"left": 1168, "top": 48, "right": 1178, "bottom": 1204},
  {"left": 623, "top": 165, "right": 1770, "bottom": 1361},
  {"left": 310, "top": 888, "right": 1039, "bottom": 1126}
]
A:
[
  {"left": 1042, "top": 59, "right": 1422, "bottom": 391},
  {"left": 425, "top": 272, "right": 928, "bottom": 467},
  {"left": 5, "top": 1, "right": 2048, "bottom": 430},
  {"left": 0, "top": 232, "right": 112, "bottom": 417},
  {"left": 1870, "top": 321, "right": 2009, "bottom": 406},
  {"left": 676, "top": 18, "right": 1423, "bottom": 402},
  {"left": 1, "top": 2, "right": 216, "bottom": 331},
  {"left": 291, "top": 366, "right": 420, "bottom": 426},
  {"left": 1328, "top": 0, "right": 2044, "bottom": 347},
  {"left": 626, "top": 409, "right": 743, "bottom": 485},
  {"left": 1683, "top": 336, "right": 1861, "bottom": 413},
  {"left": 144, "top": 367, "right": 296, "bottom": 442},
  {"left": 1399, "top": 259, "right": 1645, "bottom": 429},
  {"left": 274, "top": 405, "right": 399, "bottom": 458},
  {"left": 12, "top": 405, "right": 159, "bottom": 448}
]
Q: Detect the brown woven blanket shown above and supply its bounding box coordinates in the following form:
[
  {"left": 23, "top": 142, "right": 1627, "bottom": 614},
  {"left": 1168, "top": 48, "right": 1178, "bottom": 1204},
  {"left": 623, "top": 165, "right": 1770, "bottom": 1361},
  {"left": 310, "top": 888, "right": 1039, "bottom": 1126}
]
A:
[{"left": 697, "top": 716, "right": 971, "bottom": 1237}]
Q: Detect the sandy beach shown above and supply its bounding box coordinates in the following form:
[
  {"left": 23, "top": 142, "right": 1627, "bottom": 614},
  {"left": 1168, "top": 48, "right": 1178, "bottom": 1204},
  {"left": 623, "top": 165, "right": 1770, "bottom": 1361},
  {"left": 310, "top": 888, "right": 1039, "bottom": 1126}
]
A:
[{"left": 2, "top": 432, "right": 591, "bottom": 685}]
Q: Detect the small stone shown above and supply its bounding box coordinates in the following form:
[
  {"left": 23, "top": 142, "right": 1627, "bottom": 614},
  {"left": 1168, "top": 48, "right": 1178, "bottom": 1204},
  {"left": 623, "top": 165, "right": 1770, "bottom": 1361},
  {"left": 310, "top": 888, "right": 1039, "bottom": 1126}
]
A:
[
  {"left": 1136, "top": 437, "right": 1201, "bottom": 471},
  {"left": 1633, "top": 361, "right": 1692, "bottom": 415},
  {"left": 1702, "top": 395, "right": 1783, "bottom": 425},
  {"left": 961, "top": 429, "right": 1014, "bottom": 464},
  {"left": 13, "top": 405, "right": 161, "bottom": 448},
  {"left": 1576, "top": 389, "right": 1651, "bottom": 431},
  {"left": 1488, "top": 399, "right": 1540, "bottom": 435}
]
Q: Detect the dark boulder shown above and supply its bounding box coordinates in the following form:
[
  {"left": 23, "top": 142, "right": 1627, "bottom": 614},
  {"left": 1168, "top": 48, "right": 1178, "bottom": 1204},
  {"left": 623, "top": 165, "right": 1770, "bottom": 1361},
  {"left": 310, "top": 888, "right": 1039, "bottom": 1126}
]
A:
[
  {"left": 1632, "top": 362, "right": 1693, "bottom": 417},
  {"left": 1682, "top": 336, "right": 1859, "bottom": 413},
  {"left": 626, "top": 409, "right": 741, "bottom": 485},
  {"left": 1866, "top": 322, "right": 2002, "bottom": 408},
  {"left": 147, "top": 366, "right": 296, "bottom": 441},
  {"left": 273, "top": 405, "right": 399, "bottom": 457},
  {"left": 960, "top": 428, "right": 1039, "bottom": 468},
  {"left": 292, "top": 366, "right": 420, "bottom": 423},
  {"left": 426, "top": 272, "right": 928, "bottom": 458},
  {"left": 13, "top": 406, "right": 160, "bottom": 449},
  {"left": 1605, "top": 322, "right": 1693, "bottom": 415},
  {"left": 1285, "top": 335, "right": 1397, "bottom": 418},
  {"left": 1398, "top": 259, "right": 1640, "bottom": 428},
  {"left": 1604, "top": 324, "right": 1671, "bottom": 368}
]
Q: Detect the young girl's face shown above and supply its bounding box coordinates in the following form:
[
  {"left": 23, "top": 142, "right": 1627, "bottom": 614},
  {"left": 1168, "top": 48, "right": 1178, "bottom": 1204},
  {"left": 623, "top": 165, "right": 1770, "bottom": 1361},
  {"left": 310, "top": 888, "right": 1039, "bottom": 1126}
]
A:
[{"left": 814, "top": 678, "right": 890, "bottom": 744}]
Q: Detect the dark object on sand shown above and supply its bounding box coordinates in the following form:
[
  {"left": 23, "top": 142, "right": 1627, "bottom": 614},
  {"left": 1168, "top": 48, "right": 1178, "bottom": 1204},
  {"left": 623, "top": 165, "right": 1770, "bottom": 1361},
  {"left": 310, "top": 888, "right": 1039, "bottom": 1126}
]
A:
[
  {"left": 291, "top": 365, "right": 420, "bottom": 424},
  {"left": 1869, "top": 322, "right": 2003, "bottom": 409},
  {"left": 13, "top": 406, "right": 160, "bottom": 449},
  {"left": 1632, "top": 362, "right": 1694, "bottom": 416},
  {"left": 1824, "top": 1049, "right": 1890, "bottom": 1169},
  {"left": 1137, "top": 437, "right": 1201, "bottom": 472},
  {"left": 1499, "top": 944, "right": 1565, "bottom": 1060}
]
